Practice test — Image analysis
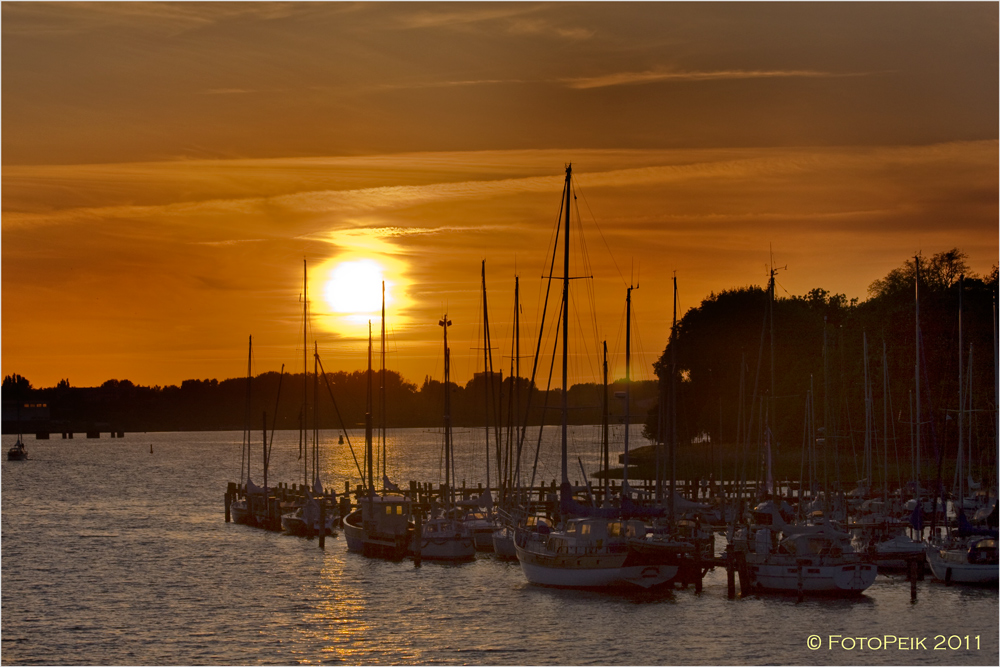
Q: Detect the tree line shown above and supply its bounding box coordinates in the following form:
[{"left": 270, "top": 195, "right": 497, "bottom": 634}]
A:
[
  {"left": 2, "top": 368, "right": 659, "bottom": 434},
  {"left": 646, "top": 249, "right": 998, "bottom": 487}
]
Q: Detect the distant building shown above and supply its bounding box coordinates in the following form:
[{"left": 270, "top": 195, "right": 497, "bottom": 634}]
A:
[{"left": 2, "top": 399, "right": 50, "bottom": 422}]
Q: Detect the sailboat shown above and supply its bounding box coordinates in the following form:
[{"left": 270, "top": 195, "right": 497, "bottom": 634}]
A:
[
  {"left": 230, "top": 336, "right": 268, "bottom": 527},
  {"left": 733, "top": 267, "right": 877, "bottom": 595},
  {"left": 514, "top": 165, "right": 679, "bottom": 589},
  {"left": 7, "top": 397, "right": 29, "bottom": 461},
  {"left": 413, "top": 314, "right": 477, "bottom": 562},
  {"left": 282, "top": 262, "right": 338, "bottom": 537},
  {"left": 344, "top": 322, "right": 413, "bottom": 559},
  {"left": 925, "top": 275, "right": 998, "bottom": 585},
  {"left": 7, "top": 436, "right": 28, "bottom": 461}
]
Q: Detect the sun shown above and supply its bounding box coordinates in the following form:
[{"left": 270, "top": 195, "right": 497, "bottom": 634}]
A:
[{"left": 323, "top": 259, "right": 389, "bottom": 322}]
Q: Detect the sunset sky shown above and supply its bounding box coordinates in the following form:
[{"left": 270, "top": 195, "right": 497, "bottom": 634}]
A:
[{"left": 3, "top": 2, "right": 997, "bottom": 391}]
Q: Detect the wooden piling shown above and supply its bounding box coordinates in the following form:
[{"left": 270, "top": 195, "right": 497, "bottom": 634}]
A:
[
  {"left": 736, "top": 551, "right": 751, "bottom": 597},
  {"left": 413, "top": 512, "right": 422, "bottom": 567},
  {"left": 796, "top": 563, "right": 804, "bottom": 602},
  {"left": 225, "top": 490, "right": 232, "bottom": 523},
  {"left": 694, "top": 543, "right": 703, "bottom": 594},
  {"left": 909, "top": 559, "right": 918, "bottom": 601},
  {"left": 318, "top": 504, "right": 326, "bottom": 549},
  {"left": 726, "top": 545, "right": 736, "bottom": 599}
]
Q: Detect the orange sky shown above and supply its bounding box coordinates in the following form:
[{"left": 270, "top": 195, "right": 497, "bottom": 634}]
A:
[{"left": 2, "top": 3, "right": 997, "bottom": 391}]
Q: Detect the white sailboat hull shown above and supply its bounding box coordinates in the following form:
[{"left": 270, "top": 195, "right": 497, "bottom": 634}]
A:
[
  {"left": 747, "top": 556, "right": 876, "bottom": 593},
  {"left": 515, "top": 541, "right": 677, "bottom": 589},
  {"left": 927, "top": 549, "right": 999, "bottom": 585},
  {"left": 414, "top": 535, "right": 476, "bottom": 561}
]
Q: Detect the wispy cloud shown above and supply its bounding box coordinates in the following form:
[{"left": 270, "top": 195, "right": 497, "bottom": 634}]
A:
[
  {"left": 393, "top": 4, "right": 544, "bottom": 31},
  {"left": 565, "top": 69, "right": 874, "bottom": 90},
  {"left": 195, "top": 238, "right": 268, "bottom": 246},
  {"left": 202, "top": 88, "right": 259, "bottom": 95}
]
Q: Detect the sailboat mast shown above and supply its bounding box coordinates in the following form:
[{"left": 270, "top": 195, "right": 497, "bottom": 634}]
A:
[
  {"left": 303, "top": 259, "right": 308, "bottom": 487},
  {"left": 561, "top": 164, "right": 571, "bottom": 489},
  {"left": 914, "top": 256, "right": 921, "bottom": 505},
  {"left": 670, "top": 275, "right": 678, "bottom": 521},
  {"left": 440, "top": 315, "right": 453, "bottom": 506},
  {"left": 481, "top": 260, "right": 492, "bottom": 494},
  {"left": 882, "top": 340, "right": 889, "bottom": 506},
  {"left": 244, "top": 335, "right": 252, "bottom": 485},
  {"left": 863, "top": 332, "right": 872, "bottom": 493},
  {"left": 366, "top": 322, "right": 374, "bottom": 497},
  {"left": 514, "top": 275, "right": 521, "bottom": 497},
  {"left": 381, "top": 281, "right": 386, "bottom": 482},
  {"left": 313, "top": 341, "right": 319, "bottom": 485},
  {"left": 957, "top": 274, "right": 964, "bottom": 509},
  {"left": 624, "top": 286, "right": 633, "bottom": 492},
  {"left": 602, "top": 340, "right": 609, "bottom": 505}
]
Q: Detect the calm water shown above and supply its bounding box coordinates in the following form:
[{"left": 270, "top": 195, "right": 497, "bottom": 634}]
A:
[{"left": 2, "top": 428, "right": 997, "bottom": 665}]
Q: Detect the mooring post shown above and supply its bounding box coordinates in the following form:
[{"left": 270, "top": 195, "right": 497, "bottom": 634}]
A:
[
  {"left": 319, "top": 503, "right": 326, "bottom": 550},
  {"left": 413, "top": 512, "right": 422, "bottom": 567},
  {"left": 909, "top": 559, "right": 918, "bottom": 601},
  {"left": 225, "top": 490, "right": 232, "bottom": 523},
  {"left": 726, "top": 544, "right": 736, "bottom": 599},
  {"left": 797, "top": 562, "right": 804, "bottom": 603},
  {"left": 736, "top": 551, "right": 750, "bottom": 597},
  {"left": 694, "top": 542, "right": 703, "bottom": 594}
]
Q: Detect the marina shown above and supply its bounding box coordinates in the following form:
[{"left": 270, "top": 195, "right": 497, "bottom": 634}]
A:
[
  {"left": 3, "top": 4, "right": 998, "bottom": 666},
  {"left": 2, "top": 429, "right": 997, "bottom": 666}
]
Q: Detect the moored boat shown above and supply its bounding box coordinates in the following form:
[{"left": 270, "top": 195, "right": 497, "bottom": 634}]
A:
[
  {"left": 926, "top": 537, "right": 999, "bottom": 585},
  {"left": 7, "top": 437, "right": 28, "bottom": 461},
  {"left": 743, "top": 523, "right": 877, "bottom": 595},
  {"left": 414, "top": 517, "right": 476, "bottom": 561}
]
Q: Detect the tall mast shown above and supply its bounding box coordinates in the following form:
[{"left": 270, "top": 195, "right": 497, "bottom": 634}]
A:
[
  {"left": 768, "top": 265, "right": 776, "bottom": 498},
  {"left": 957, "top": 274, "right": 964, "bottom": 510},
  {"left": 245, "top": 335, "right": 253, "bottom": 485},
  {"left": 670, "top": 275, "right": 678, "bottom": 521},
  {"left": 560, "top": 164, "right": 571, "bottom": 491},
  {"left": 914, "top": 256, "right": 921, "bottom": 505},
  {"left": 863, "top": 332, "right": 872, "bottom": 493},
  {"left": 313, "top": 341, "right": 319, "bottom": 486},
  {"left": 303, "top": 259, "right": 308, "bottom": 487},
  {"left": 514, "top": 275, "right": 521, "bottom": 498},
  {"left": 481, "top": 260, "right": 492, "bottom": 494},
  {"left": 623, "top": 285, "right": 634, "bottom": 493},
  {"left": 366, "top": 322, "right": 374, "bottom": 497},
  {"left": 882, "top": 340, "right": 889, "bottom": 506},
  {"left": 440, "top": 315, "right": 453, "bottom": 507},
  {"left": 380, "top": 281, "right": 386, "bottom": 483},
  {"left": 602, "top": 340, "right": 609, "bottom": 505}
]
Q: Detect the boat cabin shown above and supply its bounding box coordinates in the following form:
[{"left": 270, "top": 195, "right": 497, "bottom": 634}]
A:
[
  {"left": 968, "top": 539, "right": 998, "bottom": 565},
  {"left": 361, "top": 494, "right": 411, "bottom": 538}
]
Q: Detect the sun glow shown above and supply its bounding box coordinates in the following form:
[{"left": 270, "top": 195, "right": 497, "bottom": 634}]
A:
[
  {"left": 314, "top": 230, "right": 413, "bottom": 339},
  {"left": 324, "top": 259, "right": 388, "bottom": 319}
]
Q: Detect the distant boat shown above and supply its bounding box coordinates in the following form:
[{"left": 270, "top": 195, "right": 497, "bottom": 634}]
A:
[
  {"left": 7, "top": 436, "right": 28, "bottom": 461},
  {"left": 8, "top": 399, "right": 29, "bottom": 461}
]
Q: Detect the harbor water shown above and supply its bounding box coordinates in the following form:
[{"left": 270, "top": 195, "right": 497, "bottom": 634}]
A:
[{"left": 2, "top": 428, "right": 997, "bottom": 665}]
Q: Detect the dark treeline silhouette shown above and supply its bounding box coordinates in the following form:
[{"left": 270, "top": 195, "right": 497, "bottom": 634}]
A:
[
  {"left": 5, "top": 248, "right": 996, "bottom": 478},
  {"left": 1, "top": 369, "right": 658, "bottom": 434},
  {"left": 646, "top": 249, "right": 999, "bottom": 487}
]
